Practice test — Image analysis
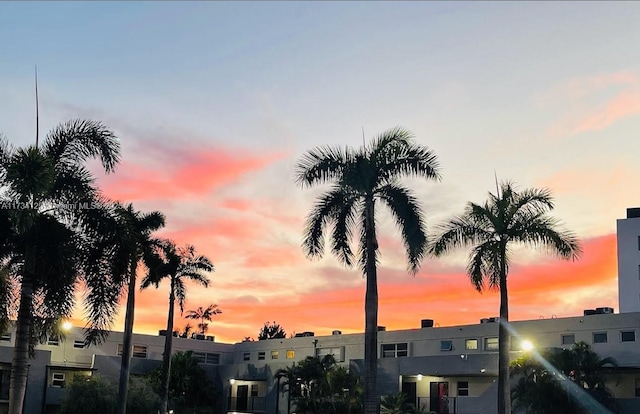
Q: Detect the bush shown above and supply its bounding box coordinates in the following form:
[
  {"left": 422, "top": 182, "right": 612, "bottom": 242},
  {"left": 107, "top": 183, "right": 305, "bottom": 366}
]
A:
[{"left": 60, "top": 375, "right": 117, "bottom": 414}]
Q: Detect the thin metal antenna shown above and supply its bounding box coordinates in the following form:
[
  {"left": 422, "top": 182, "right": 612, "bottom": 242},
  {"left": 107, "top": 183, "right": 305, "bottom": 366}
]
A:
[
  {"left": 361, "top": 126, "right": 366, "bottom": 148},
  {"left": 494, "top": 170, "right": 500, "bottom": 197},
  {"left": 35, "top": 65, "right": 39, "bottom": 148}
]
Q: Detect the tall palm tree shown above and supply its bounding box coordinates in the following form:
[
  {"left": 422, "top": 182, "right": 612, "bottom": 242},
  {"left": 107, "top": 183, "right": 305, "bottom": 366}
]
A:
[
  {"left": 108, "top": 203, "right": 165, "bottom": 414},
  {"left": 429, "top": 181, "right": 581, "bottom": 414},
  {"left": 295, "top": 127, "right": 441, "bottom": 414},
  {"left": 0, "top": 120, "right": 121, "bottom": 414},
  {"left": 141, "top": 240, "right": 213, "bottom": 414},
  {"left": 185, "top": 304, "right": 221, "bottom": 335}
]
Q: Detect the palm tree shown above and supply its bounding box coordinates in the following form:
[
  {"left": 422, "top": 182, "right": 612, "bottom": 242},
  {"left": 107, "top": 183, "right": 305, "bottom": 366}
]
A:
[
  {"left": 108, "top": 203, "right": 165, "bottom": 414},
  {"left": 141, "top": 240, "right": 213, "bottom": 414},
  {"left": 429, "top": 181, "right": 581, "bottom": 414},
  {"left": 185, "top": 304, "right": 221, "bottom": 335},
  {"left": 295, "top": 127, "right": 441, "bottom": 414},
  {"left": 0, "top": 120, "right": 121, "bottom": 414}
]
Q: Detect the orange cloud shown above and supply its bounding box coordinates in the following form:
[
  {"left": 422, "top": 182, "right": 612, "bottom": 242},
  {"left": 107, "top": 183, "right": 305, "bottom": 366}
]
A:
[
  {"left": 97, "top": 145, "right": 286, "bottom": 202},
  {"left": 542, "top": 70, "right": 640, "bottom": 139}
]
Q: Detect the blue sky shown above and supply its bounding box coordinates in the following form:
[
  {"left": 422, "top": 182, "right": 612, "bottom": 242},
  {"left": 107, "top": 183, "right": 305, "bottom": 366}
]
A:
[{"left": 1, "top": 2, "right": 640, "bottom": 342}]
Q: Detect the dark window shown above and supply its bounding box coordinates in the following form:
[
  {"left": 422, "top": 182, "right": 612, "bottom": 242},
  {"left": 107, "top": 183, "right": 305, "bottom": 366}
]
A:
[
  {"left": 47, "top": 336, "right": 60, "bottom": 346},
  {"left": 0, "top": 333, "right": 10, "bottom": 342},
  {"left": 243, "top": 352, "right": 250, "bottom": 361},
  {"left": 593, "top": 332, "right": 608, "bottom": 343},
  {"left": 73, "top": 340, "right": 85, "bottom": 349},
  {"left": 258, "top": 352, "right": 265, "bottom": 360},
  {"left": 251, "top": 384, "right": 259, "bottom": 397},
  {"left": 458, "top": 381, "right": 469, "bottom": 397},
  {"left": 382, "top": 343, "right": 409, "bottom": 358},
  {"left": 206, "top": 353, "right": 220, "bottom": 364},
  {"left": 562, "top": 334, "right": 575, "bottom": 346},
  {"left": 621, "top": 331, "right": 636, "bottom": 342},
  {"left": 440, "top": 340, "right": 453, "bottom": 351}
]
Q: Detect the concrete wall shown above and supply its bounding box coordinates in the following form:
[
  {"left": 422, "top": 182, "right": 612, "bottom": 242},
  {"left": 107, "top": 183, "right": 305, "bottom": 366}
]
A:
[{"left": 618, "top": 216, "right": 640, "bottom": 313}]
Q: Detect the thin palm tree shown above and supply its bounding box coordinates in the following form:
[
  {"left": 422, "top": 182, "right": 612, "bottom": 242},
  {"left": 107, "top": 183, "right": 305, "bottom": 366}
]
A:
[
  {"left": 141, "top": 240, "right": 213, "bottom": 414},
  {"left": 0, "top": 121, "right": 121, "bottom": 414},
  {"left": 185, "top": 304, "right": 221, "bottom": 335},
  {"left": 109, "top": 203, "right": 165, "bottom": 414},
  {"left": 295, "top": 127, "right": 441, "bottom": 414},
  {"left": 429, "top": 181, "right": 581, "bottom": 414}
]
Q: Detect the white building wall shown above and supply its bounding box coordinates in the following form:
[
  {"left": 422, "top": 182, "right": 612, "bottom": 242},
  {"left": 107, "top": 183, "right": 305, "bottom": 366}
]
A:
[{"left": 617, "top": 210, "right": 640, "bottom": 313}]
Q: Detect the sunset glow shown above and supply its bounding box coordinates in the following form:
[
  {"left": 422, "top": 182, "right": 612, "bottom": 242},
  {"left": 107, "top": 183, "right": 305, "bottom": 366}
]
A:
[{"left": 2, "top": 2, "right": 639, "bottom": 344}]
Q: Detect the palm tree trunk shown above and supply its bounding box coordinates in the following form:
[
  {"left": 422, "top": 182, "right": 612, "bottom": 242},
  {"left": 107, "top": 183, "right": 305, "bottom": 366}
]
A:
[
  {"left": 117, "top": 259, "right": 137, "bottom": 414},
  {"left": 363, "top": 199, "right": 379, "bottom": 414},
  {"left": 8, "top": 273, "right": 33, "bottom": 414},
  {"left": 159, "top": 278, "right": 176, "bottom": 414},
  {"left": 497, "top": 241, "right": 511, "bottom": 414}
]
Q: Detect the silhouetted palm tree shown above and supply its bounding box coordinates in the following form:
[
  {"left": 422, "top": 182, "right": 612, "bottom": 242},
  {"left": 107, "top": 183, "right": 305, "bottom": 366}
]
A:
[
  {"left": 185, "top": 304, "right": 221, "bottom": 335},
  {"left": 295, "top": 127, "right": 441, "bottom": 414},
  {"left": 430, "top": 181, "right": 581, "bottom": 414},
  {"left": 141, "top": 240, "right": 213, "bottom": 414},
  {"left": 0, "top": 121, "right": 121, "bottom": 414},
  {"left": 108, "top": 203, "right": 165, "bottom": 414}
]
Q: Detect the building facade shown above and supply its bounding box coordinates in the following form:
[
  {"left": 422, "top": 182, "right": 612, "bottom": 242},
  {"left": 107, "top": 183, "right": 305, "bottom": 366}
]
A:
[{"left": 617, "top": 207, "right": 640, "bottom": 313}]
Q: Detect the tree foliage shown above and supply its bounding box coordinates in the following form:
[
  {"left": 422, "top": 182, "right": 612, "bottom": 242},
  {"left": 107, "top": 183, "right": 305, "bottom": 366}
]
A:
[
  {"left": 295, "top": 127, "right": 441, "bottom": 414},
  {"left": 148, "top": 350, "right": 218, "bottom": 414},
  {"left": 430, "top": 181, "right": 581, "bottom": 414},
  {"left": 258, "top": 321, "right": 286, "bottom": 340},
  {"left": 510, "top": 342, "right": 619, "bottom": 414},
  {"left": 185, "top": 304, "right": 221, "bottom": 335},
  {"left": 275, "top": 355, "right": 362, "bottom": 414}
]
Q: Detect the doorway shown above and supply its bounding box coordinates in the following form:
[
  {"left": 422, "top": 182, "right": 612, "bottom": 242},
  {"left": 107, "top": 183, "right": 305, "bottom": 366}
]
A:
[{"left": 429, "top": 382, "right": 449, "bottom": 414}]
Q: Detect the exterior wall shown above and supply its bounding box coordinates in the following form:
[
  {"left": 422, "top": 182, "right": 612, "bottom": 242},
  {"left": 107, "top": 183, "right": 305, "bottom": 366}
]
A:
[
  {"left": 0, "top": 312, "right": 638, "bottom": 413},
  {"left": 618, "top": 214, "right": 640, "bottom": 313}
]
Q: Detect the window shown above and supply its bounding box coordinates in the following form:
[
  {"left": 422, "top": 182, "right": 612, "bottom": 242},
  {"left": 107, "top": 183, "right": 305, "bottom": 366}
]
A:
[
  {"left": 637, "top": 235, "right": 640, "bottom": 250},
  {"left": 440, "top": 340, "right": 453, "bottom": 351},
  {"left": 118, "top": 344, "right": 147, "bottom": 358},
  {"left": 484, "top": 337, "right": 499, "bottom": 351},
  {"left": 52, "top": 373, "right": 65, "bottom": 388},
  {"left": 206, "top": 353, "right": 220, "bottom": 364},
  {"left": 243, "top": 352, "right": 251, "bottom": 361},
  {"left": 192, "top": 352, "right": 219, "bottom": 364},
  {"left": 73, "top": 340, "right": 85, "bottom": 349},
  {"left": 562, "top": 334, "right": 575, "bottom": 346},
  {"left": 258, "top": 352, "right": 265, "bottom": 360},
  {"left": 251, "top": 384, "right": 259, "bottom": 397},
  {"left": 316, "top": 346, "right": 344, "bottom": 362},
  {"left": 381, "top": 343, "right": 408, "bottom": 358},
  {"left": 621, "top": 331, "right": 636, "bottom": 342},
  {"left": 635, "top": 379, "right": 640, "bottom": 397},
  {"left": 465, "top": 339, "right": 478, "bottom": 350},
  {"left": 271, "top": 351, "right": 279, "bottom": 360},
  {"left": 457, "top": 381, "right": 469, "bottom": 397},
  {"left": 593, "top": 332, "right": 608, "bottom": 344},
  {"left": 286, "top": 350, "right": 295, "bottom": 359},
  {"left": 47, "top": 336, "right": 60, "bottom": 346},
  {"left": 0, "top": 333, "right": 10, "bottom": 342}
]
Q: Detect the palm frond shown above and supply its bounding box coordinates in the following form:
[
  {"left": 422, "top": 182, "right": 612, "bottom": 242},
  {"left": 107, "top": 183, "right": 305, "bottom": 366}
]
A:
[
  {"left": 377, "top": 184, "right": 427, "bottom": 273},
  {"left": 43, "top": 120, "right": 120, "bottom": 173},
  {"left": 302, "top": 186, "right": 352, "bottom": 259},
  {"left": 516, "top": 216, "right": 582, "bottom": 260},
  {"left": 430, "top": 215, "right": 492, "bottom": 257},
  {"left": 294, "top": 145, "right": 353, "bottom": 188},
  {"left": 330, "top": 197, "right": 358, "bottom": 267}
]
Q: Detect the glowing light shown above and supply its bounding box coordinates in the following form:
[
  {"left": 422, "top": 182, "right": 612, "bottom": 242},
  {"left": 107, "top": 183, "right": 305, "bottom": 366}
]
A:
[
  {"left": 61, "top": 321, "right": 72, "bottom": 331},
  {"left": 229, "top": 378, "right": 235, "bottom": 384},
  {"left": 521, "top": 340, "right": 534, "bottom": 352},
  {"left": 417, "top": 374, "right": 423, "bottom": 381}
]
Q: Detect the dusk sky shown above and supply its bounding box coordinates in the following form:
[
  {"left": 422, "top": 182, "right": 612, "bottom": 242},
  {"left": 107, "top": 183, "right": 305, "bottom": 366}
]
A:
[{"left": 1, "top": 2, "right": 640, "bottom": 344}]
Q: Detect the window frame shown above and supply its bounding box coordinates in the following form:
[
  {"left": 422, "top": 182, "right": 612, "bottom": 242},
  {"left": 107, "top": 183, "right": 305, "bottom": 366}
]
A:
[
  {"left": 73, "top": 340, "right": 85, "bottom": 349},
  {"left": 593, "top": 332, "right": 608, "bottom": 344},
  {"left": 465, "top": 339, "right": 478, "bottom": 350},
  {"left": 484, "top": 337, "right": 499, "bottom": 351},
  {"left": 258, "top": 351, "right": 265, "bottom": 360},
  {"left": 381, "top": 342, "right": 409, "bottom": 358},
  {"left": 52, "top": 372, "right": 66, "bottom": 388},
  {"left": 440, "top": 340, "right": 453, "bottom": 352},
  {"left": 270, "top": 350, "right": 279, "bottom": 360},
  {"left": 561, "top": 334, "right": 575, "bottom": 346},
  {"left": 286, "top": 350, "right": 295, "bottom": 359},
  {"left": 621, "top": 330, "right": 636, "bottom": 342},
  {"left": 457, "top": 381, "right": 469, "bottom": 397},
  {"left": 243, "top": 352, "right": 251, "bottom": 361}
]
